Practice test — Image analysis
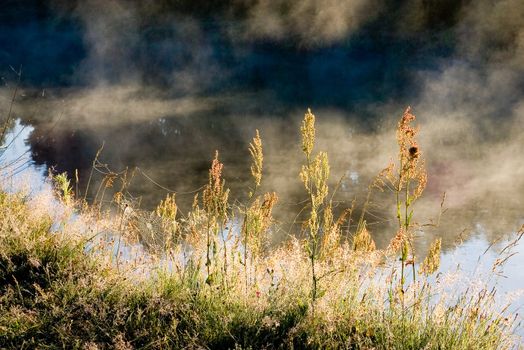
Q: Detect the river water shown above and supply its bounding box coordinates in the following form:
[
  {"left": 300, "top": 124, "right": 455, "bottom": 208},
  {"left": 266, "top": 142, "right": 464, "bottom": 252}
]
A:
[{"left": 1, "top": 0, "right": 524, "bottom": 332}]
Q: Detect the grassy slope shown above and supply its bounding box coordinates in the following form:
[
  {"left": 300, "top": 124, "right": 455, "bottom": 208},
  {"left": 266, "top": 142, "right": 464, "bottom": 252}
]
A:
[{"left": 0, "top": 190, "right": 516, "bottom": 349}]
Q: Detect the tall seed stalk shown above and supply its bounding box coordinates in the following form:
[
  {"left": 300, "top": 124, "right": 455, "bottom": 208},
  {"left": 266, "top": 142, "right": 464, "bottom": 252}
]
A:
[
  {"left": 379, "top": 107, "right": 427, "bottom": 305},
  {"left": 242, "top": 130, "right": 263, "bottom": 294},
  {"left": 300, "top": 109, "right": 330, "bottom": 316},
  {"left": 242, "top": 130, "right": 277, "bottom": 295},
  {"left": 202, "top": 151, "right": 229, "bottom": 286}
]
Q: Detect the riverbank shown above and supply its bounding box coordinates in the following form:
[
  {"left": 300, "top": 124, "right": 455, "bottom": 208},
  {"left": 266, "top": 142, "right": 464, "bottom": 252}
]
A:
[{"left": 0, "top": 109, "right": 521, "bottom": 349}]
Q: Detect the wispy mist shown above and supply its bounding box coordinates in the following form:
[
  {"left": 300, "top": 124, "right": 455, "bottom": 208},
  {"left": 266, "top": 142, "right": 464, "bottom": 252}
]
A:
[
  {"left": 0, "top": 0, "right": 523, "bottom": 248},
  {"left": 241, "top": 0, "right": 380, "bottom": 44}
]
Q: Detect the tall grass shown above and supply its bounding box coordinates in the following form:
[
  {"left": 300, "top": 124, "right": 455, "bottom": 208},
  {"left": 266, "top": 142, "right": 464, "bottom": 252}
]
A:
[{"left": 0, "top": 107, "right": 520, "bottom": 349}]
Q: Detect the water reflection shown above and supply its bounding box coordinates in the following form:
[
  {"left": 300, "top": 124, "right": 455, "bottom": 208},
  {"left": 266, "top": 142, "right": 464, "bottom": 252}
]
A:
[
  {"left": 0, "top": 119, "right": 47, "bottom": 193},
  {"left": 0, "top": 1, "right": 523, "bottom": 288}
]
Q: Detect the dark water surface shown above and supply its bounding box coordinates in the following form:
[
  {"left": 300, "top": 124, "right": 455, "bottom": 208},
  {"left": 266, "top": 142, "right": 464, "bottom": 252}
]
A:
[{"left": 0, "top": 1, "right": 523, "bottom": 258}]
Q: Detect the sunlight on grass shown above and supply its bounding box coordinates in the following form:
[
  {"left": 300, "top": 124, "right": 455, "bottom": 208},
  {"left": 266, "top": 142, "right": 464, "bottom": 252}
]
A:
[{"left": 0, "top": 108, "right": 521, "bottom": 349}]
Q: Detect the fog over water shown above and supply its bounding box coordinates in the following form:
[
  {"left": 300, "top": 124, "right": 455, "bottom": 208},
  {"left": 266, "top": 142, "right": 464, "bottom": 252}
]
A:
[{"left": 0, "top": 0, "right": 523, "bottom": 257}]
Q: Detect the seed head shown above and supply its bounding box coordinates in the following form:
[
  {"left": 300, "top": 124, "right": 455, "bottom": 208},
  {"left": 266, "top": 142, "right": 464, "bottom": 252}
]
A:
[
  {"left": 420, "top": 238, "right": 442, "bottom": 276},
  {"left": 301, "top": 108, "right": 316, "bottom": 157},
  {"left": 249, "top": 129, "right": 263, "bottom": 188},
  {"left": 353, "top": 221, "right": 376, "bottom": 252}
]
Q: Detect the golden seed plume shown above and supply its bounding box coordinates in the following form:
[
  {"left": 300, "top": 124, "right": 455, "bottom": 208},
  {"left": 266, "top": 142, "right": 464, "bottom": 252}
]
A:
[
  {"left": 249, "top": 129, "right": 263, "bottom": 189},
  {"left": 301, "top": 108, "right": 315, "bottom": 157},
  {"left": 420, "top": 238, "right": 442, "bottom": 276},
  {"left": 353, "top": 221, "right": 376, "bottom": 252}
]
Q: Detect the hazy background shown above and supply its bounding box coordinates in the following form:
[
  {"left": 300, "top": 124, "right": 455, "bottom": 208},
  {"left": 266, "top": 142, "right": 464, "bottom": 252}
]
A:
[{"left": 0, "top": 0, "right": 523, "bottom": 250}]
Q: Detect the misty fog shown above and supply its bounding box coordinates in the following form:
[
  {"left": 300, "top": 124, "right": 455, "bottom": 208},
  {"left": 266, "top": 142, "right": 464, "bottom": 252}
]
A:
[{"left": 0, "top": 0, "right": 523, "bottom": 251}]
